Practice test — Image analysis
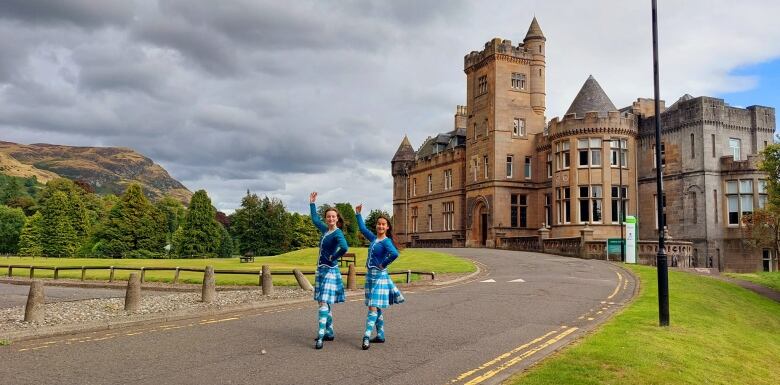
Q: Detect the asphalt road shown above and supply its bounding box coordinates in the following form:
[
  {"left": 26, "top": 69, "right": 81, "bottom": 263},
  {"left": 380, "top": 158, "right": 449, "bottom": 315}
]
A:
[
  {"left": 0, "top": 249, "right": 636, "bottom": 385},
  {"left": 0, "top": 283, "right": 128, "bottom": 309}
]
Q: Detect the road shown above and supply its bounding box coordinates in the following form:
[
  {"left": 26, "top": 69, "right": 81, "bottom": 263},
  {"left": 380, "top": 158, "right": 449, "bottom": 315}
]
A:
[
  {"left": 0, "top": 283, "right": 128, "bottom": 309},
  {"left": 0, "top": 249, "right": 635, "bottom": 385}
]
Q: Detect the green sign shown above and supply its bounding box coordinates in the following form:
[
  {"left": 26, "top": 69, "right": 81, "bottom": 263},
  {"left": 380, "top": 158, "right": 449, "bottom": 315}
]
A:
[{"left": 607, "top": 238, "right": 624, "bottom": 255}]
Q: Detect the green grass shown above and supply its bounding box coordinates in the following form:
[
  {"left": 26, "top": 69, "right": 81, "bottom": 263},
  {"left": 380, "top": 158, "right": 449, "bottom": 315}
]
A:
[
  {"left": 0, "top": 248, "right": 475, "bottom": 286},
  {"left": 0, "top": 339, "right": 9, "bottom": 346},
  {"left": 724, "top": 271, "right": 780, "bottom": 292},
  {"left": 507, "top": 265, "right": 780, "bottom": 385}
]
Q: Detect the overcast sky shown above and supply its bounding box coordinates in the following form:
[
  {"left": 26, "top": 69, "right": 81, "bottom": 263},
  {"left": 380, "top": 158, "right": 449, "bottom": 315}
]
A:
[{"left": 1, "top": 0, "right": 779, "bottom": 214}]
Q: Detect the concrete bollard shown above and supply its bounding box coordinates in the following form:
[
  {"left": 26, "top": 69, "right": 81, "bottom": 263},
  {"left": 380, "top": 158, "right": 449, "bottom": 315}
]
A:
[
  {"left": 262, "top": 265, "right": 273, "bottom": 295},
  {"left": 201, "top": 266, "right": 216, "bottom": 303},
  {"left": 24, "top": 280, "right": 45, "bottom": 322},
  {"left": 347, "top": 263, "right": 357, "bottom": 290},
  {"left": 293, "top": 269, "right": 314, "bottom": 291},
  {"left": 125, "top": 273, "right": 141, "bottom": 312}
]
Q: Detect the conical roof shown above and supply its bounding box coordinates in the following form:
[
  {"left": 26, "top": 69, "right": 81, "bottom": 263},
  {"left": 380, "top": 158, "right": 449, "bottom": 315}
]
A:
[
  {"left": 392, "top": 135, "right": 415, "bottom": 161},
  {"left": 524, "top": 17, "right": 545, "bottom": 41},
  {"left": 565, "top": 75, "right": 617, "bottom": 117}
]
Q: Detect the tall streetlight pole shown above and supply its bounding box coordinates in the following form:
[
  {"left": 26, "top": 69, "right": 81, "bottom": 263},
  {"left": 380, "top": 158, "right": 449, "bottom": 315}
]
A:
[{"left": 652, "top": 0, "right": 670, "bottom": 326}]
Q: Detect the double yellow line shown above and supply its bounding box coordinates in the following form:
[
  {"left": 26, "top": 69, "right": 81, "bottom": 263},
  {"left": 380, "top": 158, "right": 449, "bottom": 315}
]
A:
[{"left": 449, "top": 326, "right": 579, "bottom": 385}]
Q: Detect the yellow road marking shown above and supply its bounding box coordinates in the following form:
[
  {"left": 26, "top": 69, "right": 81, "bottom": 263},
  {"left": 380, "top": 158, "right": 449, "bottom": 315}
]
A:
[
  {"left": 450, "top": 329, "right": 560, "bottom": 383},
  {"left": 199, "top": 317, "right": 239, "bottom": 325},
  {"left": 125, "top": 332, "right": 143, "bottom": 336},
  {"left": 607, "top": 270, "right": 623, "bottom": 299},
  {"left": 462, "top": 327, "right": 579, "bottom": 385},
  {"left": 587, "top": 317, "right": 594, "bottom": 321}
]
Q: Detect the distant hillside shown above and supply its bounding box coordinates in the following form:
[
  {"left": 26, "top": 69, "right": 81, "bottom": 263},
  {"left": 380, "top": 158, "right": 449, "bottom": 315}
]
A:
[{"left": 0, "top": 141, "right": 192, "bottom": 202}]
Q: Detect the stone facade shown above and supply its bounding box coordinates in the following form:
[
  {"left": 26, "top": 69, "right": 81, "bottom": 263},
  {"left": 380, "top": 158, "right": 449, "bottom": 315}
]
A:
[{"left": 391, "top": 18, "right": 777, "bottom": 272}]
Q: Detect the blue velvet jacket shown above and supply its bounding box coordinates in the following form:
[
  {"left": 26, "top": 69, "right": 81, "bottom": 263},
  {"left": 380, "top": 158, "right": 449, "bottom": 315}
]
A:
[
  {"left": 357, "top": 213, "right": 399, "bottom": 270},
  {"left": 310, "top": 203, "right": 349, "bottom": 267}
]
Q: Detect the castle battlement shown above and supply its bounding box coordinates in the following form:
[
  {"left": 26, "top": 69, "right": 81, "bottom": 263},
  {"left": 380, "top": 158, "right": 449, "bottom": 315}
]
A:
[
  {"left": 464, "top": 38, "right": 533, "bottom": 71},
  {"left": 548, "top": 111, "right": 637, "bottom": 139}
]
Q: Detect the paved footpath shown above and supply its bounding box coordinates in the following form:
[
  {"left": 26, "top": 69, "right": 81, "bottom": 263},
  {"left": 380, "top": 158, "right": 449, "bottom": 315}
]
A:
[{"left": 0, "top": 249, "right": 636, "bottom": 385}]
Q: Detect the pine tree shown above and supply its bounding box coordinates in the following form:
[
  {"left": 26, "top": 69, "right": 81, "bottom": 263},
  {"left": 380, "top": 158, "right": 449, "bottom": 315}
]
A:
[
  {"left": 335, "top": 203, "right": 359, "bottom": 247},
  {"left": 178, "top": 190, "right": 222, "bottom": 257},
  {"left": 217, "top": 224, "right": 234, "bottom": 258},
  {"left": 94, "top": 184, "right": 167, "bottom": 258},
  {"left": 0, "top": 205, "right": 26, "bottom": 254},
  {"left": 289, "top": 212, "right": 319, "bottom": 250},
  {"left": 18, "top": 212, "right": 43, "bottom": 257},
  {"left": 41, "top": 191, "right": 77, "bottom": 257},
  {"left": 230, "top": 192, "right": 263, "bottom": 256}
]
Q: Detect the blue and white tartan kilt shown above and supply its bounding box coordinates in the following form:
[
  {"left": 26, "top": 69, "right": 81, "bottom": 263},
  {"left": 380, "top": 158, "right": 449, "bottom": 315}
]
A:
[
  {"left": 364, "top": 268, "right": 405, "bottom": 308},
  {"left": 314, "top": 265, "right": 345, "bottom": 304}
]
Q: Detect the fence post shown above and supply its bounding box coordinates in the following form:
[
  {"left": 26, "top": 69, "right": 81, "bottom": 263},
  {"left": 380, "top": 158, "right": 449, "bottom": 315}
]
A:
[
  {"left": 293, "top": 269, "right": 314, "bottom": 291},
  {"left": 347, "top": 263, "right": 356, "bottom": 290},
  {"left": 53, "top": 267, "right": 59, "bottom": 280},
  {"left": 431, "top": 272, "right": 436, "bottom": 280},
  {"left": 29, "top": 266, "right": 34, "bottom": 279},
  {"left": 140, "top": 267, "right": 146, "bottom": 283},
  {"left": 7, "top": 265, "right": 12, "bottom": 277},
  {"left": 81, "top": 266, "right": 86, "bottom": 281},
  {"left": 262, "top": 265, "right": 273, "bottom": 295},
  {"left": 109, "top": 267, "right": 115, "bottom": 283},
  {"left": 406, "top": 269, "right": 412, "bottom": 284},
  {"left": 173, "top": 267, "right": 180, "bottom": 284}
]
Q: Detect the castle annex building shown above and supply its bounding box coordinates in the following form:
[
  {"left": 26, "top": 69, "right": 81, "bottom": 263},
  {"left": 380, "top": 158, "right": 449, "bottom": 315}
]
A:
[{"left": 391, "top": 18, "right": 777, "bottom": 273}]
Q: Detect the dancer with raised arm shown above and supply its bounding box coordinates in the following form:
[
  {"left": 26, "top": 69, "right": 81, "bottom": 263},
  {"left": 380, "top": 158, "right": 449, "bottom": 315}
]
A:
[
  {"left": 355, "top": 204, "right": 404, "bottom": 350},
  {"left": 309, "top": 192, "right": 349, "bottom": 350}
]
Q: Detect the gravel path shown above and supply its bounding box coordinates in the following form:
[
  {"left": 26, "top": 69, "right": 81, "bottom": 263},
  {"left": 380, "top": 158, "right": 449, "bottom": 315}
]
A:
[{"left": 0, "top": 287, "right": 309, "bottom": 335}]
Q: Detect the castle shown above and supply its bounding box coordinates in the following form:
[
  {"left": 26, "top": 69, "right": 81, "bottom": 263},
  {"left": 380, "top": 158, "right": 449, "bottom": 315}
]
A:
[{"left": 391, "top": 18, "right": 777, "bottom": 273}]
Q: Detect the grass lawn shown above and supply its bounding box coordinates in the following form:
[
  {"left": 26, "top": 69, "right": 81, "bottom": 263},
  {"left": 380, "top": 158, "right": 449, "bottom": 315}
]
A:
[
  {"left": 507, "top": 265, "right": 780, "bottom": 385},
  {"left": 724, "top": 271, "right": 780, "bottom": 292},
  {"left": 0, "top": 248, "right": 475, "bottom": 286}
]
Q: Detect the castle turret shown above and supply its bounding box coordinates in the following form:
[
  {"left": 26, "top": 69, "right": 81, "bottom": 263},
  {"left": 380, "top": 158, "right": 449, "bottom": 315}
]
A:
[
  {"left": 392, "top": 135, "right": 415, "bottom": 177},
  {"left": 565, "top": 75, "right": 617, "bottom": 117},
  {"left": 524, "top": 17, "right": 546, "bottom": 115}
]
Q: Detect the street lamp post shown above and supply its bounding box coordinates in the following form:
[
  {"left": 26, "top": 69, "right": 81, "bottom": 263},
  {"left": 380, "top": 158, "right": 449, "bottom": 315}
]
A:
[
  {"left": 606, "top": 138, "right": 625, "bottom": 263},
  {"left": 652, "top": 0, "right": 670, "bottom": 326}
]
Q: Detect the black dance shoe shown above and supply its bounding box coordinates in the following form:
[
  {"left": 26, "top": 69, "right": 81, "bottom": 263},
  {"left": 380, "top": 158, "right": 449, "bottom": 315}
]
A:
[
  {"left": 315, "top": 338, "right": 324, "bottom": 349},
  {"left": 361, "top": 336, "right": 370, "bottom": 350},
  {"left": 370, "top": 336, "right": 385, "bottom": 343}
]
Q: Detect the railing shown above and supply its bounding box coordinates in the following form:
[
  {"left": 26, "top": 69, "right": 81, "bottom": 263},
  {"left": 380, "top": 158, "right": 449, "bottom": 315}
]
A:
[{"left": 0, "top": 264, "right": 435, "bottom": 286}]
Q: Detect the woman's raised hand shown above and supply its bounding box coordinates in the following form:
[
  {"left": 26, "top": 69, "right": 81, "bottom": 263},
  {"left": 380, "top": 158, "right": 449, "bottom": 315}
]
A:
[
  {"left": 310, "top": 192, "right": 318, "bottom": 203},
  {"left": 355, "top": 204, "right": 363, "bottom": 214}
]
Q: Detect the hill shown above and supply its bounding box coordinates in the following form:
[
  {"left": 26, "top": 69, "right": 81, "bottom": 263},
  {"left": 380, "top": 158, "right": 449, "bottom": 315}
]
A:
[{"left": 0, "top": 141, "right": 191, "bottom": 202}]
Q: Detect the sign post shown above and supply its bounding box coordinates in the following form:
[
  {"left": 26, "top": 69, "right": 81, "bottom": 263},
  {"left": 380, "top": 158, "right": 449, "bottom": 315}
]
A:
[{"left": 625, "top": 216, "right": 637, "bottom": 264}]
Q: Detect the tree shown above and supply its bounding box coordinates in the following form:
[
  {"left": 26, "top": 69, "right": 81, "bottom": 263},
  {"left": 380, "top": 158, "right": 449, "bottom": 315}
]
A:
[
  {"left": 177, "top": 190, "right": 222, "bottom": 257},
  {"left": 230, "top": 192, "right": 293, "bottom": 256},
  {"left": 217, "top": 224, "right": 234, "bottom": 258},
  {"left": 156, "top": 196, "right": 187, "bottom": 241},
  {"left": 744, "top": 143, "right": 780, "bottom": 257},
  {"left": 18, "top": 212, "right": 43, "bottom": 257},
  {"left": 230, "top": 192, "right": 263, "bottom": 256},
  {"left": 38, "top": 178, "right": 91, "bottom": 240},
  {"left": 364, "top": 209, "right": 391, "bottom": 238},
  {"left": 289, "top": 212, "right": 319, "bottom": 250},
  {"left": 0, "top": 205, "right": 26, "bottom": 254},
  {"left": 94, "top": 184, "right": 167, "bottom": 258},
  {"left": 40, "top": 191, "right": 78, "bottom": 257},
  {"left": 335, "top": 203, "right": 359, "bottom": 246}
]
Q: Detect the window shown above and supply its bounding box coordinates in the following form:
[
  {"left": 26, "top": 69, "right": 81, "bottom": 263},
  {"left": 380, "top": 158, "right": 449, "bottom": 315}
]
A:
[
  {"left": 578, "top": 138, "right": 602, "bottom": 167},
  {"left": 427, "top": 205, "right": 433, "bottom": 232},
  {"left": 611, "top": 185, "right": 628, "bottom": 223},
  {"left": 759, "top": 180, "right": 768, "bottom": 209},
  {"left": 556, "top": 187, "right": 571, "bottom": 224},
  {"left": 546, "top": 153, "right": 552, "bottom": 178},
  {"left": 477, "top": 75, "right": 488, "bottom": 96},
  {"left": 444, "top": 169, "right": 453, "bottom": 190},
  {"left": 511, "top": 194, "right": 528, "bottom": 228},
  {"left": 513, "top": 118, "right": 526, "bottom": 136},
  {"left": 506, "top": 156, "right": 513, "bottom": 178},
  {"left": 442, "top": 202, "right": 455, "bottom": 231},
  {"left": 727, "top": 180, "right": 753, "bottom": 225},
  {"left": 472, "top": 159, "right": 478, "bottom": 182},
  {"left": 411, "top": 207, "right": 418, "bottom": 233},
  {"left": 688, "top": 191, "right": 698, "bottom": 224},
  {"left": 609, "top": 138, "right": 629, "bottom": 167},
  {"left": 427, "top": 174, "right": 432, "bottom": 193},
  {"left": 524, "top": 157, "right": 532, "bottom": 179},
  {"left": 713, "top": 189, "right": 718, "bottom": 223},
  {"left": 511, "top": 73, "right": 526, "bottom": 90},
  {"left": 484, "top": 156, "right": 489, "bottom": 179},
  {"left": 544, "top": 193, "right": 552, "bottom": 227},
  {"left": 653, "top": 142, "right": 665, "bottom": 168},
  {"left": 712, "top": 134, "right": 716, "bottom": 158},
  {"left": 690, "top": 133, "right": 695, "bottom": 159},
  {"left": 579, "top": 185, "right": 603, "bottom": 223},
  {"left": 555, "top": 140, "right": 570, "bottom": 170},
  {"left": 412, "top": 178, "right": 417, "bottom": 196},
  {"left": 729, "top": 138, "right": 741, "bottom": 160},
  {"left": 473, "top": 123, "right": 477, "bottom": 141}
]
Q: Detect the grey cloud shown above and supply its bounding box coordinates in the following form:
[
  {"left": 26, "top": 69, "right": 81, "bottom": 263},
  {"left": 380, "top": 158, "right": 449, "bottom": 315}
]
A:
[{"left": 0, "top": 0, "right": 134, "bottom": 28}]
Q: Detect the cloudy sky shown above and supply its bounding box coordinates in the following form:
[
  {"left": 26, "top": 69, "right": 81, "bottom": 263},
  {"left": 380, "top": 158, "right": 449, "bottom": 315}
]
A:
[{"left": 1, "top": 0, "right": 779, "bottom": 213}]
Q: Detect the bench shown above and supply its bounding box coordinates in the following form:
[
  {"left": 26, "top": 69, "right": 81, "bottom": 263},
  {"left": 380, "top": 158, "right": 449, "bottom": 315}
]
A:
[
  {"left": 340, "top": 253, "right": 356, "bottom": 267},
  {"left": 240, "top": 255, "right": 255, "bottom": 263}
]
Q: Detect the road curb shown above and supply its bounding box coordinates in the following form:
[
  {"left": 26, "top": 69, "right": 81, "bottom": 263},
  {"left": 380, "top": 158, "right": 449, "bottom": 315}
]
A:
[{"left": 1, "top": 269, "right": 475, "bottom": 344}]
